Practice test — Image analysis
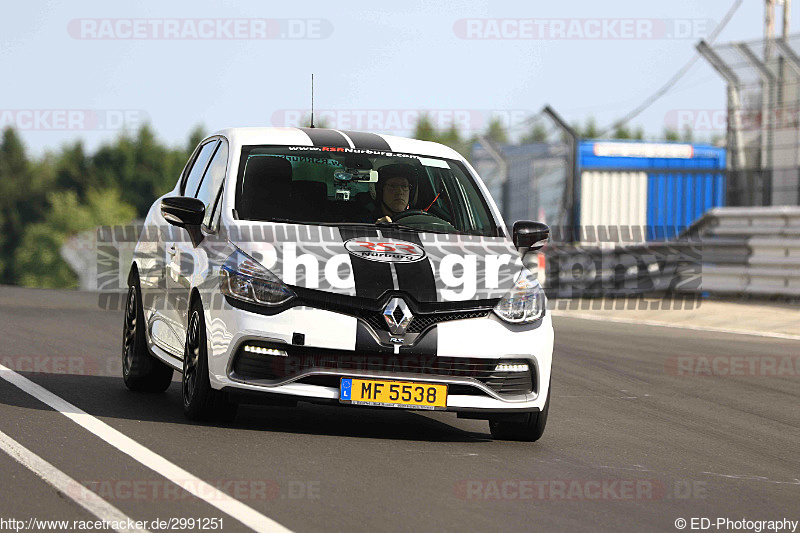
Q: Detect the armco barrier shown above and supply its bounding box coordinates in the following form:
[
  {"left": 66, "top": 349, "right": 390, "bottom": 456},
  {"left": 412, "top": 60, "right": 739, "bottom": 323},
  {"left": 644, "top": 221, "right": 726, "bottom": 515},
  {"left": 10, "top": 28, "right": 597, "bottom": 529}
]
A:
[
  {"left": 689, "top": 206, "right": 800, "bottom": 238},
  {"left": 546, "top": 207, "right": 800, "bottom": 299}
]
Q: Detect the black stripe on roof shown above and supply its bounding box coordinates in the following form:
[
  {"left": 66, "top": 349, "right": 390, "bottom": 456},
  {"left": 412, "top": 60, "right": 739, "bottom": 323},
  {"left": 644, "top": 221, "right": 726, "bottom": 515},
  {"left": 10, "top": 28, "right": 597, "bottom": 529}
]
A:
[
  {"left": 342, "top": 130, "right": 392, "bottom": 151},
  {"left": 298, "top": 127, "right": 350, "bottom": 148}
]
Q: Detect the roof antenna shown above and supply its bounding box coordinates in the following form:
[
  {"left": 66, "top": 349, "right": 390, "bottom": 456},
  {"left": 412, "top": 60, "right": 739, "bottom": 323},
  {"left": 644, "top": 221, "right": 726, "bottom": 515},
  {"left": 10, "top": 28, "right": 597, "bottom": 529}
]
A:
[{"left": 309, "top": 73, "right": 315, "bottom": 128}]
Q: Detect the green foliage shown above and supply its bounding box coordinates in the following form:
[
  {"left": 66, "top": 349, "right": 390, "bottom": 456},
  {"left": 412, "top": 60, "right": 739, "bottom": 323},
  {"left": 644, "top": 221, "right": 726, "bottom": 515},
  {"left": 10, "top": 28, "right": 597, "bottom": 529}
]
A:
[
  {"left": 484, "top": 117, "right": 508, "bottom": 144},
  {"left": 0, "top": 123, "right": 202, "bottom": 288},
  {"left": 664, "top": 128, "right": 680, "bottom": 141},
  {"left": 582, "top": 117, "right": 600, "bottom": 139},
  {"left": 13, "top": 224, "right": 74, "bottom": 288},
  {"left": 413, "top": 114, "right": 437, "bottom": 142},
  {"left": 93, "top": 125, "right": 188, "bottom": 216},
  {"left": 613, "top": 124, "right": 632, "bottom": 139},
  {"left": 521, "top": 123, "right": 548, "bottom": 143},
  {"left": 0, "top": 127, "right": 51, "bottom": 283},
  {"left": 412, "top": 114, "right": 472, "bottom": 158},
  {"left": 14, "top": 189, "right": 136, "bottom": 288}
]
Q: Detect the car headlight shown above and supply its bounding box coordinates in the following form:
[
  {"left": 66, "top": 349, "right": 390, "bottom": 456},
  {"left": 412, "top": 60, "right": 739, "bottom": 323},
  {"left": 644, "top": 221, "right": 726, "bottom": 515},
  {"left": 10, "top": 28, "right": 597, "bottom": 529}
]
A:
[
  {"left": 220, "top": 248, "right": 295, "bottom": 306},
  {"left": 493, "top": 268, "right": 545, "bottom": 324}
]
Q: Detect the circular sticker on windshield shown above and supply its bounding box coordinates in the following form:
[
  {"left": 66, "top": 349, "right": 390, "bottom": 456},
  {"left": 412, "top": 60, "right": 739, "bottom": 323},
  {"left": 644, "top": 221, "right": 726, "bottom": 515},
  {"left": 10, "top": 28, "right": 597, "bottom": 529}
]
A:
[{"left": 344, "top": 238, "right": 426, "bottom": 263}]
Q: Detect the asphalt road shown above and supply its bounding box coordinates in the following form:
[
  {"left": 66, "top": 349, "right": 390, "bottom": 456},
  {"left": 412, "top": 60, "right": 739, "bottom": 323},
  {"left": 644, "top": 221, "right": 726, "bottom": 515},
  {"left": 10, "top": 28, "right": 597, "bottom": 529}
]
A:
[{"left": 0, "top": 285, "right": 798, "bottom": 532}]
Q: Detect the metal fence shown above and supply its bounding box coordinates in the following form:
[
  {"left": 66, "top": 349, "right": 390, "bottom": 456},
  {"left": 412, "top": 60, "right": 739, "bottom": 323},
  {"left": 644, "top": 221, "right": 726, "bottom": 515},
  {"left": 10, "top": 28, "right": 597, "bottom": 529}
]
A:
[{"left": 698, "top": 34, "right": 800, "bottom": 207}]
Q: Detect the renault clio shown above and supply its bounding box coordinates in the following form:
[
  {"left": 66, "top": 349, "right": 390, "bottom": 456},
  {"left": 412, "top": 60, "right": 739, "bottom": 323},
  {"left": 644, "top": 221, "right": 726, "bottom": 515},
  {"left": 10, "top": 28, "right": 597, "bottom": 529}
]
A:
[{"left": 122, "top": 127, "right": 553, "bottom": 441}]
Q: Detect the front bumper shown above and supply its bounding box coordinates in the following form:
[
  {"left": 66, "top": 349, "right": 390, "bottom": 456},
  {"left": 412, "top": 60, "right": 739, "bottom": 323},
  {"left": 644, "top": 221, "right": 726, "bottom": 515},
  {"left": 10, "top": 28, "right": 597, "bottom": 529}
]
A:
[{"left": 203, "top": 300, "right": 554, "bottom": 415}]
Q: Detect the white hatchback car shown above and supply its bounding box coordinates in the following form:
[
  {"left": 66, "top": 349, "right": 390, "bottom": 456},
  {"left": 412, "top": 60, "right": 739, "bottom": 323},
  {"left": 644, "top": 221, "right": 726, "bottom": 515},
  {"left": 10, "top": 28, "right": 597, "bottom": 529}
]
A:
[{"left": 123, "top": 127, "right": 553, "bottom": 441}]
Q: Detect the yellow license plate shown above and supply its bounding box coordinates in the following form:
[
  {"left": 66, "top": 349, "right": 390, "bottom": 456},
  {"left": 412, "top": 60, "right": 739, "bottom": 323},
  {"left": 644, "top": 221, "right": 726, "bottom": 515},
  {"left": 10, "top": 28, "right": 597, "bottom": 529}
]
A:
[{"left": 340, "top": 378, "right": 447, "bottom": 410}]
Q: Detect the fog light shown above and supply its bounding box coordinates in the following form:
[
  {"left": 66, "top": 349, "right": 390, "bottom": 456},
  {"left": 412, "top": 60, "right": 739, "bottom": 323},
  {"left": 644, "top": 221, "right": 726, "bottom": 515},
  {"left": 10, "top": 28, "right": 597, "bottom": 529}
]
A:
[
  {"left": 243, "top": 345, "right": 288, "bottom": 357},
  {"left": 495, "top": 363, "right": 529, "bottom": 373}
]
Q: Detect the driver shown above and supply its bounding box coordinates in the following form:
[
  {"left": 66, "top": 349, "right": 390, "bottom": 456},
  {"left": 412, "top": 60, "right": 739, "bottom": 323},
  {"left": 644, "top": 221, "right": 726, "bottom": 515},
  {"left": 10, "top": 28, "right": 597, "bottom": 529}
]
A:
[{"left": 372, "top": 164, "right": 416, "bottom": 223}]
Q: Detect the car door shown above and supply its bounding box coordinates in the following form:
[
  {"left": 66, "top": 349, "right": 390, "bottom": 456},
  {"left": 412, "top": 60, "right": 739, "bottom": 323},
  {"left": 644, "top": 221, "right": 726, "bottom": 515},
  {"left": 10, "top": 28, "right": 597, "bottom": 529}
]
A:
[
  {"left": 170, "top": 138, "right": 229, "bottom": 348},
  {"left": 154, "top": 138, "right": 219, "bottom": 357}
]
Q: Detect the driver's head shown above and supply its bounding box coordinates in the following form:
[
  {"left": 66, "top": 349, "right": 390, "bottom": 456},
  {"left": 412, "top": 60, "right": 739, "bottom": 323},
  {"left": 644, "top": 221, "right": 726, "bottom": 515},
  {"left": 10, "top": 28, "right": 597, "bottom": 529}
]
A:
[{"left": 377, "top": 164, "right": 416, "bottom": 215}]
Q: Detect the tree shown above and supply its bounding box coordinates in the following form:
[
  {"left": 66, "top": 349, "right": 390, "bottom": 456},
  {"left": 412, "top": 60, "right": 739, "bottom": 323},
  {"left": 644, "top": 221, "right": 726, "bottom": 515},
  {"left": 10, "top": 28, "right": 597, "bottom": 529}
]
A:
[
  {"left": 664, "top": 128, "right": 680, "bottom": 141},
  {"left": 413, "top": 114, "right": 437, "bottom": 142},
  {"left": 54, "top": 141, "right": 94, "bottom": 195},
  {"left": 93, "top": 124, "right": 187, "bottom": 217},
  {"left": 521, "top": 122, "right": 548, "bottom": 143},
  {"left": 613, "top": 124, "right": 632, "bottom": 139},
  {"left": 582, "top": 117, "right": 599, "bottom": 139},
  {"left": 2, "top": 124, "right": 214, "bottom": 288},
  {"left": 0, "top": 128, "right": 44, "bottom": 283},
  {"left": 14, "top": 188, "right": 136, "bottom": 288},
  {"left": 484, "top": 117, "right": 508, "bottom": 144}
]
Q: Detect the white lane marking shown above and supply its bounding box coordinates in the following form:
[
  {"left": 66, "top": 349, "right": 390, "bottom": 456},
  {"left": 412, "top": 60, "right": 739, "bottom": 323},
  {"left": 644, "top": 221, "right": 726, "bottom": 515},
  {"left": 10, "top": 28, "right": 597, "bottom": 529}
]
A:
[
  {"left": 550, "top": 311, "right": 800, "bottom": 341},
  {"left": 0, "top": 429, "right": 150, "bottom": 533},
  {"left": 0, "top": 364, "right": 292, "bottom": 533}
]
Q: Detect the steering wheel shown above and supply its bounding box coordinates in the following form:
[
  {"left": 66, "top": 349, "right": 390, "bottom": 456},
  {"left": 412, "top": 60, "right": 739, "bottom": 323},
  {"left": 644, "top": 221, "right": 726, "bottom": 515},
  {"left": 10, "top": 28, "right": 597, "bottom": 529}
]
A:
[{"left": 392, "top": 209, "right": 434, "bottom": 221}]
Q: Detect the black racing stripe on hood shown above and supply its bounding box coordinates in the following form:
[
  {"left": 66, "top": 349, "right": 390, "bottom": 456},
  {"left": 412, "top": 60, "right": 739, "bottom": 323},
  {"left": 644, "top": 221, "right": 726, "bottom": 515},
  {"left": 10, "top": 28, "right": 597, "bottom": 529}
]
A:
[
  {"left": 338, "top": 227, "right": 394, "bottom": 300},
  {"left": 298, "top": 127, "right": 350, "bottom": 148},
  {"left": 376, "top": 228, "right": 438, "bottom": 302},
  {"left": 341, "top": 130, "right": 392, "bottom": 151}
]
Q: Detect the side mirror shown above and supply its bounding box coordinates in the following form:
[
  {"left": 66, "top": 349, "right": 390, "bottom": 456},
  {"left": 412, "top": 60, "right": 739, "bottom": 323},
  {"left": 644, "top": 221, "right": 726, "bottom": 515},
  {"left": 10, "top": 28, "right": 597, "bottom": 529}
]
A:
[
  {"left": 161, "top": 196, "right": 205, "bottom": 227},
  {"left": 161, "top": 196, "right": 205, "bottom": 245},
  {"left": 513, "top": 221, "right": 549, "bottom": 251}
]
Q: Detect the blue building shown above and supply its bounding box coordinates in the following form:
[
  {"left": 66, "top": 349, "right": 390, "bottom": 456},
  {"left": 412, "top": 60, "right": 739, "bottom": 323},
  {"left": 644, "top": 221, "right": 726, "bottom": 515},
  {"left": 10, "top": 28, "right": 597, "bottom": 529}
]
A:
[{"left": 472, "top": 139, "right": 726, "bottom": 241}]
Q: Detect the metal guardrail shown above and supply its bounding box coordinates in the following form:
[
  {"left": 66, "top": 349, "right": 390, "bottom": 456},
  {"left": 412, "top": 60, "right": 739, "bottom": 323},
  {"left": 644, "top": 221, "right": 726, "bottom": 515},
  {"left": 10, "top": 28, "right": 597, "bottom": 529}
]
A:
[{"left": 546, "top": 207, "right": 800, "bottom": 299}]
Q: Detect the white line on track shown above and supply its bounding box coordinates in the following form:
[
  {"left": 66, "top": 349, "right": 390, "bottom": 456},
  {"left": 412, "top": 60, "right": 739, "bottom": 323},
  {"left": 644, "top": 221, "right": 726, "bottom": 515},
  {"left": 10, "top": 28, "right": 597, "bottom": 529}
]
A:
[
  {"left": 0, "top": 429, "right": 150, "bottom": 533},
  {"left": 0, "top": 363, "right": 292, "bottom": 533},
  {"left": 550, "top": 311, "right": 800, "bottom": 341}
]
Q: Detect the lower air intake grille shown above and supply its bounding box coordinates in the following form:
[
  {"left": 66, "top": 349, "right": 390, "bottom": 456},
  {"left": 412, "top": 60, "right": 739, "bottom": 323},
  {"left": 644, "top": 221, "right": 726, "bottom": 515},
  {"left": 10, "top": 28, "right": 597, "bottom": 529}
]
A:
[{"left": 232, "top": 344, "right": 533, "bottom": 398}]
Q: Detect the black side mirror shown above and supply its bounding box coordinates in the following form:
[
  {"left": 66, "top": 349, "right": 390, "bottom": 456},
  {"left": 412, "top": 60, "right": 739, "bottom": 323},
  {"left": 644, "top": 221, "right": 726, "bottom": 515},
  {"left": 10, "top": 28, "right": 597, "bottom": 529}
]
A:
[
  {"left": 513, "top": 221, "right": 549, "bottom": 251},
  {"left": 161, "top": 196, "right": 205, "bottom": 245}
]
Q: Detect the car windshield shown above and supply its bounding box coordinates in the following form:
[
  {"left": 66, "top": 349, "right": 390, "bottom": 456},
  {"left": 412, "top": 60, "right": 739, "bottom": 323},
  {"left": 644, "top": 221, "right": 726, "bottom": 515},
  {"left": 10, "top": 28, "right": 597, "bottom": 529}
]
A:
[{"left": 234, "top": 145, "right": 499, "bottom": 236}]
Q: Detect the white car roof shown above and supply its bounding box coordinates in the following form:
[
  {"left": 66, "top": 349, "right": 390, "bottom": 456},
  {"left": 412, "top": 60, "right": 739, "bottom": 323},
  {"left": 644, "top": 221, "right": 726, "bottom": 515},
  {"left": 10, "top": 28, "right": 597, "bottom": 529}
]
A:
[{"left": 208, "top": 127, "right": 465, "bottom": 161}]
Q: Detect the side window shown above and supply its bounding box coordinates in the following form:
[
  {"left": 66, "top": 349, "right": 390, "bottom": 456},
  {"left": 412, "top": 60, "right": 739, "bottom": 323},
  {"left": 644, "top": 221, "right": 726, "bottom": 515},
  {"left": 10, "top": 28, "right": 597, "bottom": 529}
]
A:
[
  {"left": 182, "top": 140, "right": 218, "bottom": 196},
  {"left": 195, "top": 140, "right": 229, "bottom": 230}
]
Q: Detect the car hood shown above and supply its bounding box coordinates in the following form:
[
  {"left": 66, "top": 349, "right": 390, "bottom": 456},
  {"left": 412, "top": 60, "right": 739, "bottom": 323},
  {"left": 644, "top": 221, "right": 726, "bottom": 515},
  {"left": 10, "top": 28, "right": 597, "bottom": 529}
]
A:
[{"left": 222, "top": 223, "right": 523, "bottom": 303}]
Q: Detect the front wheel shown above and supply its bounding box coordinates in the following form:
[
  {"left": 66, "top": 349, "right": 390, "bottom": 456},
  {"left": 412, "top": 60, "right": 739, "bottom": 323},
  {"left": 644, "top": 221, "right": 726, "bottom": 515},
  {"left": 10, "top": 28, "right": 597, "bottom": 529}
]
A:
[
  {"left": 489, "top": 381, "right": 550, "bottom": 442},
  {"left": 182, "top": 300, "right": 237, "bottom": 422}
]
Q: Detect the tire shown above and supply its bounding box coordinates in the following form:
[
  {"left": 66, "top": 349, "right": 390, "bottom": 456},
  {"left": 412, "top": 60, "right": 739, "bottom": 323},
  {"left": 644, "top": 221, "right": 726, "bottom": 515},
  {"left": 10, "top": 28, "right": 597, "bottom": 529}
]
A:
[
  {"left": 122, "top": 273, "right": 174, "bottom": 392},
  {"left": 489, "top": 381, "right": 550, "bottom": 442},
  {"left": 182, "top": 299, "right": 238, "bottom": 423}
]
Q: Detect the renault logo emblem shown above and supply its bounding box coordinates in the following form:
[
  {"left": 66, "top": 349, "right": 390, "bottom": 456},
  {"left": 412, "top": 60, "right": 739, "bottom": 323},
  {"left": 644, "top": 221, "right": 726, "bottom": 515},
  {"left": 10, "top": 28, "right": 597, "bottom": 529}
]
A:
[{"left": 382, "top": 298, "right": 413, "bottom": 335}]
